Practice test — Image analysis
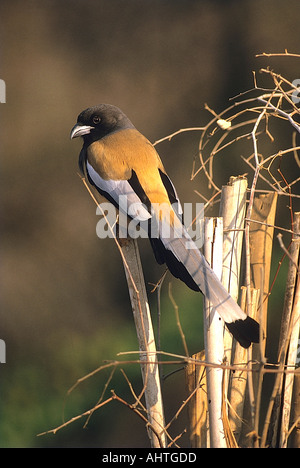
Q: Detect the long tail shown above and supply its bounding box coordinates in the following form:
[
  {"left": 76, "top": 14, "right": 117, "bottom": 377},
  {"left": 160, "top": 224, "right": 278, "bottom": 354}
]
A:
[{"left": 149, "top": 208, "right": 260, "bottom": 348}]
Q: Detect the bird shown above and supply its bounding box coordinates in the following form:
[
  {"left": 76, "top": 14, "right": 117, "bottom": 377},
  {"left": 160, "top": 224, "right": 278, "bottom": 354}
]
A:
[{"left": 70, "top": 104, "right": 260, "bottom": 348}]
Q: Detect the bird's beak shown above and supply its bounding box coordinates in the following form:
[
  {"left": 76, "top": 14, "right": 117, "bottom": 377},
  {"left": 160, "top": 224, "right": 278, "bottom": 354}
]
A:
[{"left": 70, "top": 123, "right": 94, "bottom": 139}]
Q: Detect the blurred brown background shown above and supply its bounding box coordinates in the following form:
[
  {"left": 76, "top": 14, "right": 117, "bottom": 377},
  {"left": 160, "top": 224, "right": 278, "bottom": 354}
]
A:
[{"left": 1, "top": 0, "right": 299, "bottom": 447}]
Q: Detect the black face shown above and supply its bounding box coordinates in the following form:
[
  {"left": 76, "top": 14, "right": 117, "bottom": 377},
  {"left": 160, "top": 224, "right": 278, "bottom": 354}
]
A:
[{"left": 70, "top": 104, "right": 135, "bottom": 143}]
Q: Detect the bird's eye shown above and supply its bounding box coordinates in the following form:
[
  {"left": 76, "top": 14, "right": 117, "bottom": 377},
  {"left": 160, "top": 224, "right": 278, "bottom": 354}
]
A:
[{"left": 92, "top": 115, "right": 101, "bottom": 124}]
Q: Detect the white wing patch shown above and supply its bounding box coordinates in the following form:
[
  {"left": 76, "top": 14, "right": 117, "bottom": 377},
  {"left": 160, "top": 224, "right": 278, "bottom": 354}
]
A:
[{"left": 86, "top": 161, "right": 151, "bottom": 222}]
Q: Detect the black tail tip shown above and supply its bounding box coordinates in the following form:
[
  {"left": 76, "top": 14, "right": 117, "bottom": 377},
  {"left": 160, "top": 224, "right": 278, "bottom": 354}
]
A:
[{"left": 225, "top": 316, "right": 260, "bottom": 349}]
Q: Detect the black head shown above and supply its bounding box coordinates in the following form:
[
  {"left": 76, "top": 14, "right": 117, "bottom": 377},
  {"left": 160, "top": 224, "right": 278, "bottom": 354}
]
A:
[{"left": 70, "top": 104, "right": 135, "bottom": 144}]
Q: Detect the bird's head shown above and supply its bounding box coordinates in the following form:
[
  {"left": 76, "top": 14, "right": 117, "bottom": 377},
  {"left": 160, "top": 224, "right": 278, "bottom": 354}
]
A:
[{"left": 70, "top": 104, "right": 135, "bottom": 144}]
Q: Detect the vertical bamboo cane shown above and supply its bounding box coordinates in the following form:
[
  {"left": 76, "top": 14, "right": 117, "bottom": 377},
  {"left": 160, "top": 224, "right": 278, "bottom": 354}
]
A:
[
  {"left": 289, "top": 217, "right": 300, "bottom": 449},
  {"left": 249, "top": 192, "right": 278, "bottom": 348},
  {"left": 269, "top": 212, "right": 300, "bottom": 447},
  {"left": 289, "top": 373, "right": 300, "bottom": 447},
  {"left": 119, "top": 237, "right": 166, "bottom": 448},
  {"left": 280, "top": 213, "right": 300, "bottom": 447},
  {"left": 280, "top": 275, "right": 300, "bottom": 447},
  {"left": 219, "top": 176, "right": 248, "bottom": 355},
  {"left": 240, "top": 192, "right": 277, "bottom": 447},
  {"left": 203, "top": 217, "right": 227, "bottom": 448},
  {"left": 185, "top": 351, "right": 208, "bottom": 448},
  {"left": 218, "top": 177, "right": 249, "bottom": 443},
  {"left": 228, "top": 286, "right": 259, "bottom": 441}
]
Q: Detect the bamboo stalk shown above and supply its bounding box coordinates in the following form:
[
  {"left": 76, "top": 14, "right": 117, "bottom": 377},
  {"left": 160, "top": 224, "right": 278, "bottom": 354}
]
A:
[
  {"left": 239, "top": 192, "right": 277, "bottom": 447},
  {"left": 219, "top": 176, "right": 248, "bottom": 309},
  {"left": 289, "top": 218, "right": 300, "bottom": 450},
  {"left": 185, "top": 350, "right": 208, "bottom": 448},
  {"left": 203, "top": 217, "right": 227, "bottom": 448},
  {"left": 280, "top": 224, "right": 300, "bottom": 447},
  {"left": 118, "top": 237, "right": 166, "bottom": 448},
  {"left": 228, "top": 287, "right": 259, "bottom": 441},
  {"left": 280, "top": 279, "right": 300, "bottom": 447},
  {"left": 269, "top": 212, "right": 300, "bottom": 447},
  {"left": 249, "top": 192, "right": 278, "bottom": 345},
  {"left": 215, "top": 176, "right": 248, "bottom": 446},
  {"left": 219, "top": 176, "right": 248, "bottom": 358},
  {"left": 248, "top": 192, "right": 277, "bottom": 396},
  {"left": 289, "top": 374, "right": 300, "bottom": 447}
]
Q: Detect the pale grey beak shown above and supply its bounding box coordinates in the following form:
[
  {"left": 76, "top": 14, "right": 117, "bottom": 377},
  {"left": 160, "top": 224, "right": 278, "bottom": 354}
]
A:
[{"left": 70, "top": 123, "right": 94, "bottom": 139}]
